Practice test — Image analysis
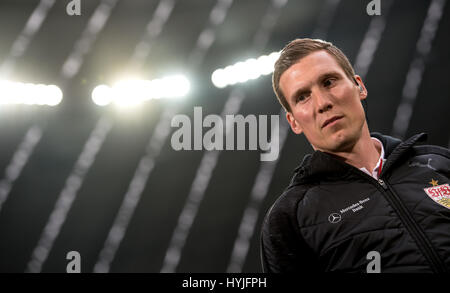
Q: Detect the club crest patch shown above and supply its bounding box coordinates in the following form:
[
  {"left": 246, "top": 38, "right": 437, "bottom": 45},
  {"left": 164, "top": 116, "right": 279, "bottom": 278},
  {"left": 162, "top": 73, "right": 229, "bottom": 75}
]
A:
[{"left": 424, "top": 179, "right": 450, "bottom": 209}]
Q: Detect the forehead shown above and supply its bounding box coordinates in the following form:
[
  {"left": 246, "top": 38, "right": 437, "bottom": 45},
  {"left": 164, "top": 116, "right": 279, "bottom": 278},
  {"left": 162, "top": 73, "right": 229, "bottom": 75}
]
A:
[{"left": 279, "top": 50, "right": 346, "bottom": 95}]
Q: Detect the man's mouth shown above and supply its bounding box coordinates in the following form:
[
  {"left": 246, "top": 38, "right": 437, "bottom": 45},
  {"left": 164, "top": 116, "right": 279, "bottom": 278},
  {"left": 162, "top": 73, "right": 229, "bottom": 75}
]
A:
[{"left": 322, "top": 115, "right": 343, "bottom": 128}]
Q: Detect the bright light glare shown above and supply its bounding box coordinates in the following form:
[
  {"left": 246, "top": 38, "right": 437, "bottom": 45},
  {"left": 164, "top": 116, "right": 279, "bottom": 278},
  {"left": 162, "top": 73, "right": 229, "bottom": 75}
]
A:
[
  {"left": 211, "top": 51, "right": 281, "bottom": 88},
  {"left": 91, "top": 74, "right": 191, "bottom": 107},
  {"left": 0, "top": 80, "right": 63, "bottom": 106},
  {"left": 92, "top": 85, "right": 113, "bottom": 106},
  {"left": 46, "top": 85, "right": 63, "bottom": 106},
  {"left": 163, "top": 75, "right": 190, "bottom": 98}
]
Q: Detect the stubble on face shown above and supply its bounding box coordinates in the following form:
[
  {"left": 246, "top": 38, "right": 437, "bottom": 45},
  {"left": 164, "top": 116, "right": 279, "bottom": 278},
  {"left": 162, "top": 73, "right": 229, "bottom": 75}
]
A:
[
  {"left": 325, "top": 121, "right": 365, "bottom": 153},
  {"left": 280, "top": 50, "right": 367, "bottom": 154}
]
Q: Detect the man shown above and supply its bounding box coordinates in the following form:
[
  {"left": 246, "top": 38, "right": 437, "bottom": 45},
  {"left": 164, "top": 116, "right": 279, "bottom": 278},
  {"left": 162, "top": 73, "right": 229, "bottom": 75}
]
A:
[{"left": 260, "top": 38, "right": 450, "bottom": 273}]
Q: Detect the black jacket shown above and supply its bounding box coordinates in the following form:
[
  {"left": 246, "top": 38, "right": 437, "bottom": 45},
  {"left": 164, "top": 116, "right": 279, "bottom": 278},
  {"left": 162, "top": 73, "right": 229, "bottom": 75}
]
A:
[{"left": 261, "top": 133, "right": 450, "bottom": 273}]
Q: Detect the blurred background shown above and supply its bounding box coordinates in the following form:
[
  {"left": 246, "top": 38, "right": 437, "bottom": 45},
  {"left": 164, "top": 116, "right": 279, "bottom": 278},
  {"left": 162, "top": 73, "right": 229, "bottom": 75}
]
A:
[{"left": 0, "top": 0, "right": 449, "bottom": 273}]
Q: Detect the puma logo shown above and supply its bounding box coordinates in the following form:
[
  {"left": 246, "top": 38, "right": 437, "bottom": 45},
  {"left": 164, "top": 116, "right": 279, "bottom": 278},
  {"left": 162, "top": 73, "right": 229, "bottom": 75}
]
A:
[{"left": 409, "top": 158, "right": 436, "bottom": 171}]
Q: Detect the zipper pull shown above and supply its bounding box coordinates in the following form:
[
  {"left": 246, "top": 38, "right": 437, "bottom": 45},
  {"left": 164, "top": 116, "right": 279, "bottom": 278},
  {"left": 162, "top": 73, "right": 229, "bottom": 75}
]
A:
[{"left": 378, "top": 179, "right": 388, "bottom": 190}]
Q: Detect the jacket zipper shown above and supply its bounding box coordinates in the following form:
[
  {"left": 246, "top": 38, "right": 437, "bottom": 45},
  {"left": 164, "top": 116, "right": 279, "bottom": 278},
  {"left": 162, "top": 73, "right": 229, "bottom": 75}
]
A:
[{"left": 377, "top": 178, "right": 447, "bottom": 273}]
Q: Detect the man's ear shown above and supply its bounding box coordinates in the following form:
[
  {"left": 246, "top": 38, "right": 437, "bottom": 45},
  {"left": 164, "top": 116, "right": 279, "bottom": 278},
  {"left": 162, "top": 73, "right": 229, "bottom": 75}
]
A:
[
  {"left": 286, "top": 111, "right": 303, "bottom": 134},
  {"left": 354, "top": 75, "right": 367, "bottom": 100}
]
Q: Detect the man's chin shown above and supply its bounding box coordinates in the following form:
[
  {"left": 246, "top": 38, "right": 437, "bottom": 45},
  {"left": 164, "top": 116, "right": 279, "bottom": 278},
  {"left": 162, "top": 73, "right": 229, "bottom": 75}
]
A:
[{"left": 324, "top": 132, "right": 358, "bottom": 153}]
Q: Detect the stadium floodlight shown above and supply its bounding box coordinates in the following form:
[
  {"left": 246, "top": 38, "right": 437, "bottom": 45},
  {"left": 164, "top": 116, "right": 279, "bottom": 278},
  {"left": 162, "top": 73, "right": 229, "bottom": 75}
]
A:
[
  {"left": 91, "top": 74, "right": 190, "bottom": 107},
  {"left": 92, "top": 84, "right": 113, "bottom": 106},
  {"left": 211, "top": 51, "right": 280, "bottom": 88},
  {"left": 0, "top": 80, "right": 63, "bottom": 106}
]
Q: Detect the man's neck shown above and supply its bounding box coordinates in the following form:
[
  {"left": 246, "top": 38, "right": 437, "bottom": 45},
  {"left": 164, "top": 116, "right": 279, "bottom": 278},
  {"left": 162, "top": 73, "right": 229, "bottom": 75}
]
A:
[{"left": 328, "top": 126, "right": 381, "bottom": 172}]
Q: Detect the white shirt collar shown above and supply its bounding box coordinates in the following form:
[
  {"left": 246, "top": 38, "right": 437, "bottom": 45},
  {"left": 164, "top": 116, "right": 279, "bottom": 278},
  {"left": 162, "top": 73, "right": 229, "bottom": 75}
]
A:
[{"left": 359, "top": 137, "right": 385, "bottom": 179}]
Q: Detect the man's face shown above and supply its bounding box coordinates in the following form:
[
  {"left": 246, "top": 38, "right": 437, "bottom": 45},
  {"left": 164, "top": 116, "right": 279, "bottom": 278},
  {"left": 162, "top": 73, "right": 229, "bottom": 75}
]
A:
[{"left": 280, "top": 50, "right": 367, "bottom": 153}]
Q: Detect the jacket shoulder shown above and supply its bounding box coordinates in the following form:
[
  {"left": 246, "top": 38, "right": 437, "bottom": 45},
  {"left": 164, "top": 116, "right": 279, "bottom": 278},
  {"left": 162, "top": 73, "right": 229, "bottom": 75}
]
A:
[
  {"left": 263, "top": 184, "right": 312, "bottom": 236},
  {"left": 409, "top": 144, "right": 450, "bottom": 175},
  {"left": 266, "top": 185, "right": 309, "bottom": 220},
  {"left": 260, "top": 184, "right": 319, "bottom": 273},
  {"left": 412, "top": 144, "right": 450, "bottom": 158}
]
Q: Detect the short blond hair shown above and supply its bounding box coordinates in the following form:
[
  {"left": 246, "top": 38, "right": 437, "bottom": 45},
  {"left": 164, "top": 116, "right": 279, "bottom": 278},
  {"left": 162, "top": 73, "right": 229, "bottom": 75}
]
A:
[{"left": 273, "top": 38, "right": 356, "bottom": 112}]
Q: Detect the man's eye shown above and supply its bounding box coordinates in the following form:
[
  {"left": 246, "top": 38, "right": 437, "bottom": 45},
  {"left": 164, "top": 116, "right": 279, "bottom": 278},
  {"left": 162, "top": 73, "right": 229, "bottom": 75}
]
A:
[
  {"left": 324, "top": 78, "right": 335, "bottom": 87},
  {"left": 295, "top": 94, "right": 308, "bottom": 103}
]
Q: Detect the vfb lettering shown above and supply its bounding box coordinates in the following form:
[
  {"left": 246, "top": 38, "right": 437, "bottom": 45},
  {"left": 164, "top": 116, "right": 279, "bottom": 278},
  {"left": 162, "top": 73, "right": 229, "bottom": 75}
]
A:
[{"left": 425, "top": 184, "right": 450, "bottom": 198}]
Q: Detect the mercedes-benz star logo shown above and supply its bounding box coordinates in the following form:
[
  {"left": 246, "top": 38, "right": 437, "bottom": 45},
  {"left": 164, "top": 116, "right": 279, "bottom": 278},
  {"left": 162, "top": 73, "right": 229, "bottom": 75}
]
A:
[{"left": 328, "top": 213, "right": 342, "bottom": 224}]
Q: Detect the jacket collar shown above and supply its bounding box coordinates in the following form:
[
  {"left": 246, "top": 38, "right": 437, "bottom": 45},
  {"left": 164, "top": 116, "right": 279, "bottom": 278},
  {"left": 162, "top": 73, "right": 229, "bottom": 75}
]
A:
[{"left": 290, "top": 133, "right": 427, "bottom": 186}]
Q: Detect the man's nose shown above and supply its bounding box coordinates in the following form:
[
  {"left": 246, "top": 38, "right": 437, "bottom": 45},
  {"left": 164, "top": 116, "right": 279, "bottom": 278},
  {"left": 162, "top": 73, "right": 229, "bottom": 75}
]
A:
[{"left": 314, "top": 90, "right": 332, "bottom": 113}]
